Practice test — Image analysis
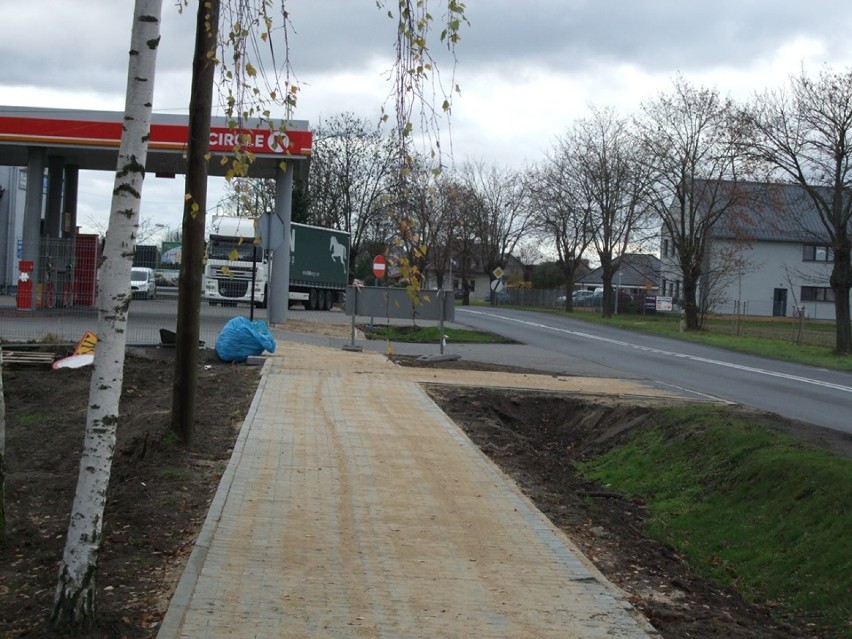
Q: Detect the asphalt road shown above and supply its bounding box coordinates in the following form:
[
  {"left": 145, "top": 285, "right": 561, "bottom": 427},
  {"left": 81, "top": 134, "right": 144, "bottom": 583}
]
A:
[
  {"left": 454, "top": 307, "right": 852, "bottom": 435},
  {"left": 0, "top": 295, "right": 261, "bottom": 347},
  {"left": 5, "top": 295, "right": 849, "bottom": 435}
]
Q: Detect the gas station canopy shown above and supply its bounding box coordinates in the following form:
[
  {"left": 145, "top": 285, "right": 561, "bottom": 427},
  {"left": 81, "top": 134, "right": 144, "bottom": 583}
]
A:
[{"left": 0, "top": 106, "right": 312, "bottom": 178}]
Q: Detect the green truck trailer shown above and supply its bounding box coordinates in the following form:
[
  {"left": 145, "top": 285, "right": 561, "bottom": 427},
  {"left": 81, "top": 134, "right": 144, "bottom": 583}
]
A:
[{"left": 204, "top": 215, "right": 350, "bottom": 309}]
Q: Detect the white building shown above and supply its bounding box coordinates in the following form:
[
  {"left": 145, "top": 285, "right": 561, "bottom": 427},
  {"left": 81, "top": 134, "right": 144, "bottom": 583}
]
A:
[{"left": 660, "top": 181, "right": 850, "bottom": 321}]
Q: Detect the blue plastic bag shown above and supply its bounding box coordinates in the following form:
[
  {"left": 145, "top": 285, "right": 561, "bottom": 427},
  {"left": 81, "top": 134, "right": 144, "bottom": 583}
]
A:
[{"left": 215, "top": 317, "right": 276, "bottom": 362}]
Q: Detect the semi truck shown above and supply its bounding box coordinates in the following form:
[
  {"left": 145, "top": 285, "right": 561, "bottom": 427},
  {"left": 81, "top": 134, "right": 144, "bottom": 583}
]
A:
[{"left": 203, "top": 215, "right": 350, "bottom": 309}]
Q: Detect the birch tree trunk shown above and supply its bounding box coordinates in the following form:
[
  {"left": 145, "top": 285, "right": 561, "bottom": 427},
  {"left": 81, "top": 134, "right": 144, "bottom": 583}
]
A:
[{"left": 51, "top": 0, "right": 162, "bottom": 629}]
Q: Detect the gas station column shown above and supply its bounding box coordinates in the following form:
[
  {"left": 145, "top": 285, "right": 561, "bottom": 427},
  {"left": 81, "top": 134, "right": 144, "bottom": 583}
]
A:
[
  {"left": 267, "top": 161, "right": 294, "bottom": 326},
  {"left": 45, "top": 155, "right": 64, "bottom": 238},
  {"left": 22, "top": 146, "right": 46, "bottom": 308},
  {"left": 63, "top": 165, "right": 79, "bottom": 236}
]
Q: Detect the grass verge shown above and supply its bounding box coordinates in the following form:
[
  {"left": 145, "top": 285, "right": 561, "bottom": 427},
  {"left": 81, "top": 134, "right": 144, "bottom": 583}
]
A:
[
  {"left": 359, "top": 324, "right": 512, "bottom": 344},
  {"left": 557, "top": 311, "right": 852, "bottom": 372},
  {"left": 578, "top": 405, "right": 852, "bottom": 637}
]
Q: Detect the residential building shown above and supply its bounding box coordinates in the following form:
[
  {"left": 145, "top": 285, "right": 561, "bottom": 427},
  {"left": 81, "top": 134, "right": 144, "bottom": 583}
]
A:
[
  {"left": 660, "top": 180, "right": 850, "bottom": 320},
  {"left": 575, "top": 254, "right": 661, "bottom": 296}
]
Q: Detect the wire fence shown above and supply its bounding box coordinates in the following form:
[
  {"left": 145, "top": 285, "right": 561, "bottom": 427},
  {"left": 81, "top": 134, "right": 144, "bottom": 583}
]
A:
[{"left": 0, "top": 291, "right": 264, "bottom": 349}]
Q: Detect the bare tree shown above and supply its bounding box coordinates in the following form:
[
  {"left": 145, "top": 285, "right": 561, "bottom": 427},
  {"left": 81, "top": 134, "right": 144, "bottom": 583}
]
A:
[
  {"left": 527, "top": 151, "right": 593, "bottom": 311},
  {"left": 436, "top": 177, "right": 481, "bottom": 303},
  {"left": 569, "top": 107, "right": 654, "bottom": 317},
  {"left": 85, "top": 215, "right": 162, "bottom": 243},
  {"left": 746, "top": 66, "right": 852, "bottom": 354},
  {"left": 389, "top": 157, "right": 464, "bottom": 290},
  {"left": 635, "top": 75, "right": 747, "bottom": 329},
  {"left": 429, "top": 174, "right": 463, "bottom": 291},
  {"left": 460, "top": 161, "right": 530, "bottom": 301},
  {"left": 170, "top": 0, "right": 468, "bottom": 436},
  {"left": 308, "top": 113, "right": 398, "bottom": 270},
  {"left": 218, "top": 177, "right": 276, "bottom": 216},
  {"left": 51, "top": 2, "right": 163, "bottom": 629}
]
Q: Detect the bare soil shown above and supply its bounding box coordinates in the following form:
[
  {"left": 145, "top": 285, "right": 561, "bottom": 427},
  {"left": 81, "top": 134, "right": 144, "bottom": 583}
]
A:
[
  {"left": 1, "top": 341, "right": 845, "bottom": 638},
  {"left": 1, "top": 347, "right": 261, "bottom": 638}
]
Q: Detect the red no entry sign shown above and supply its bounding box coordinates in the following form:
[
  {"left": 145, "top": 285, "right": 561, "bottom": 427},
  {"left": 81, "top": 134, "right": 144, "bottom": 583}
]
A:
[{"left": 372, "top": 255, "right": 387, "bottom": 279}]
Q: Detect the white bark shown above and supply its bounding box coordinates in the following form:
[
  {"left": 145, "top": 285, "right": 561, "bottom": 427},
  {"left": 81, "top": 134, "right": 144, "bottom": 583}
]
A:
[{"left": 51, "top": 0, "right": 162, "bottom": 629}]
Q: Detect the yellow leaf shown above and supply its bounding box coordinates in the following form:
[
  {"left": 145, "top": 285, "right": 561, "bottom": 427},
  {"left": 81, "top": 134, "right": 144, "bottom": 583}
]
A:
[{"left": 245, "top": 62, "right": 257, "bottom": 77}]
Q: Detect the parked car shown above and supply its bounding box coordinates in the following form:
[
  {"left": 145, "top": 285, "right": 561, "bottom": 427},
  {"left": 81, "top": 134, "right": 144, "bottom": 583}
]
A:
[
  {"left": 555, "top": 290, "right": 594, "bottom": 306},
  {"left": 131, "top": 267, "right": 157, "bottom": 300},
  {"left": 484, "top": 290, "right": 511, "bottom": 304},
  {"left": 573, "top": 290, "right": 597, "bottom": 306},
  {"left": 589, "top": 289, "right": 634, "bottom": 309}
]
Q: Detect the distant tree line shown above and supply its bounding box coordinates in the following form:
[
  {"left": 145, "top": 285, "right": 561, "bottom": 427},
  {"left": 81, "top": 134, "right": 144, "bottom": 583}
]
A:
[{"left": 220, "top": 67, "right": 852, "bottom": 352}]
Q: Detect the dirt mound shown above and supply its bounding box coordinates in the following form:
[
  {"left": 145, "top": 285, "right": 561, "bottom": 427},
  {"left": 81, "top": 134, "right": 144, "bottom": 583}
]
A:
[{"left": 427, "top": 386, "right": 821, "bottom": 638}]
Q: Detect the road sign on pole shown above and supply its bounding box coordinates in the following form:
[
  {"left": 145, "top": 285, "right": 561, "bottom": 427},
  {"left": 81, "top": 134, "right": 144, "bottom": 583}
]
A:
[{"left": 372, "top": 255, "right": 387, "bottom": 279}]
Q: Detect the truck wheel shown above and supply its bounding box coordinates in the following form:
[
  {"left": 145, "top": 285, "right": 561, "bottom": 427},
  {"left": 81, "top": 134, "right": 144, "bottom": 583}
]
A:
[
  {"left": 256, "top": 286, "right": 268, "bottom": 309},
  {"left": 308, "top": 288, "right": 318, "bottom": 310}
]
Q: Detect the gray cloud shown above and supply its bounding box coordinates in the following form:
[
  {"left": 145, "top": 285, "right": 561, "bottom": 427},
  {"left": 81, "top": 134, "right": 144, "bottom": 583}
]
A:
[{"left": 4, "top": 1, "right": 851, "bottom": 102}]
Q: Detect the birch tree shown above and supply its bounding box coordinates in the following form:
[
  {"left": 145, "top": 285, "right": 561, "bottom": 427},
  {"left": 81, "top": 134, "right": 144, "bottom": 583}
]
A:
[
  {"left": 746, "top": 66, "right": 852, "bottom": 354},
  {"left": 51, "top": 1, "right": 162, "bottom": 629}
]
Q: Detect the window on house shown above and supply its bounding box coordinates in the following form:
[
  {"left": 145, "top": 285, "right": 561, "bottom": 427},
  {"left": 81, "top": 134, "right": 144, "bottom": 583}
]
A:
[
  {"left": 662, "top": 239, "right": 669, "bottom": 257},
  {"left": 803, "top": 244, "right": 834, "bottom": 262},
  {"left": 801, "top": 286, "right": 835, "bottom": 302},
  {"left": 661, "top": 278, "right": 667, "bottom": 296}
]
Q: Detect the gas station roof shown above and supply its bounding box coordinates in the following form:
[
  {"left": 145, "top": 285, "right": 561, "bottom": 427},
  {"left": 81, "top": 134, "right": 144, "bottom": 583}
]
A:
[{"left": 0, "top": 106, "right": 312, "bottom": 179}]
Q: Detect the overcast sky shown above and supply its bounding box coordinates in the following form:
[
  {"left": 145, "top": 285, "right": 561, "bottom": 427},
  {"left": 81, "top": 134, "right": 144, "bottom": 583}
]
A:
[{"left": 3, "top": 0, "right": 852, "bottom": 237}]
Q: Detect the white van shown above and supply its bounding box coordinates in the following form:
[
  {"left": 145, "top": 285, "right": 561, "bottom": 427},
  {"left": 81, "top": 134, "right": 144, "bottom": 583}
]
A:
[{"left": 131, "top": 267, "right": 157, "bottom": 300}]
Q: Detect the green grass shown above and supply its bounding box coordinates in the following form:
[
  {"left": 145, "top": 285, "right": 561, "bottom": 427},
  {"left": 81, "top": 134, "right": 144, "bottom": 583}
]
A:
[
  {"left": 17, "top": 413, "right": 52, "bottom": 426},
  {"left": 360, "top": 324, "right": 512, "bottom": 344},
  {"left": 158, "top": 467, "right": 193, "bottom": 482},
  {"left": 578, "top": 405, "right": 852, "bottom": 637}
]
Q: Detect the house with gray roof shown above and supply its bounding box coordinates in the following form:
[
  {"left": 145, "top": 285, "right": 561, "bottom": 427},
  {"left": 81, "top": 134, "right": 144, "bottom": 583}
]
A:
[
  {"left": 659, "top": 180, "right": 848, "bottom": 320},
  {"left": 575, "top": 254, "right": 661, "bottom": 295}
]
